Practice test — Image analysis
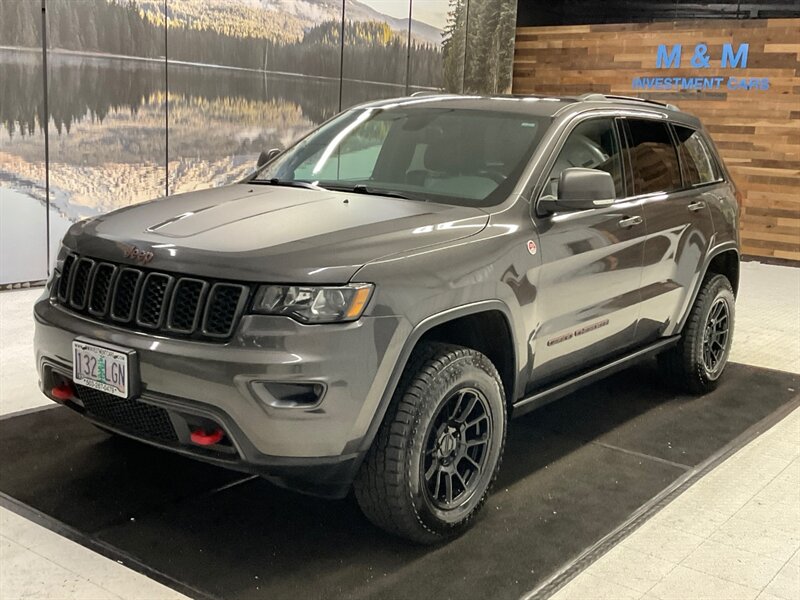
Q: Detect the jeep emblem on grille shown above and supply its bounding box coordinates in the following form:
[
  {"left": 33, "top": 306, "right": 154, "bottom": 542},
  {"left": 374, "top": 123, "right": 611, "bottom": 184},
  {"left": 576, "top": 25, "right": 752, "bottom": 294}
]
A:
[{"left": 121, "top": 244, "right": 154, "bottom": 265}]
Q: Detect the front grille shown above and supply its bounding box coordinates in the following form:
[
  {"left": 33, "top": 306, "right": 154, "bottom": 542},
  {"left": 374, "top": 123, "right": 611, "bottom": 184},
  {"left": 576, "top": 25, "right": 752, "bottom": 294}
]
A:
[
  {"left": 75, "top": 385, "right": 178, "bottom": 444},
  {"left": 55, "top": 253, "right": 249, "bottom": 341},
  {"left": 137, "top": 273, "right": 173, "bottom": 328},
  {"left": 88, "top": 263, "right": 116, "bottom": 315}
]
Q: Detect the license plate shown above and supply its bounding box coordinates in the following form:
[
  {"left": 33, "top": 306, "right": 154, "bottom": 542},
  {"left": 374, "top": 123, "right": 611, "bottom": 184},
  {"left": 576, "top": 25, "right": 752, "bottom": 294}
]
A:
[{"left": 73, "top": 340, "right": 130, "bottom": 398}]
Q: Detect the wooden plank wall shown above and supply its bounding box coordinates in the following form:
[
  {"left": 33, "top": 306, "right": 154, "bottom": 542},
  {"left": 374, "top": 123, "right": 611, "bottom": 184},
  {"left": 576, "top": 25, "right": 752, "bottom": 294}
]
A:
[{"left": 513, "top": 19, "right": 800, "bottom": 262}]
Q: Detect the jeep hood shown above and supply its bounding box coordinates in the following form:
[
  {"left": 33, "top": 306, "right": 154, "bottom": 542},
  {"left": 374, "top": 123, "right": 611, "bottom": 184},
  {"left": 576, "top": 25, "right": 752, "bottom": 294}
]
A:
[{"left": 64, "top": 184, "right": 489, "bottom": 284}]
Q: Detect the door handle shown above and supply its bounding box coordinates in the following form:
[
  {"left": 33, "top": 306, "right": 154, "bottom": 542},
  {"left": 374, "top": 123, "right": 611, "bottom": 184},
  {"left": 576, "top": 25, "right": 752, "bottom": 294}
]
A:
[
  {"left": 688, "top": 201, "right": 706, "bottom": 212},
  {"left": 618, "top": 216, "right": 643, "bottom": 228}
]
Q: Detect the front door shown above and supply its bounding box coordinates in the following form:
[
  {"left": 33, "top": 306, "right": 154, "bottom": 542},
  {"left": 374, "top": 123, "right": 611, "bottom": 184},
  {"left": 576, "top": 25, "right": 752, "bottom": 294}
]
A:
[{"left": 530, "top": 117, "right": 647, "bottom": 388}]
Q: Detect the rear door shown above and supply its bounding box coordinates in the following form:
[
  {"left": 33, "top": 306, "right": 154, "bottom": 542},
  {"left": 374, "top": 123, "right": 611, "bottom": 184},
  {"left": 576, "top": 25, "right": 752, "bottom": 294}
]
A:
[
  {"left": 530, "top": 116, "right": 647, "bottom": 388},
  {"left": 620, "top": 118, "right": 716, "bottom": 341}
]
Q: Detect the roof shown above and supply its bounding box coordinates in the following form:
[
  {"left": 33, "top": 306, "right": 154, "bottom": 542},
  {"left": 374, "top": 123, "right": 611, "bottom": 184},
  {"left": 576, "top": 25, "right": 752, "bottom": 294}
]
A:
[
  {"left": 354, "top": 92, "right": 701, "bottom": 127},
  {"left": 353, "top": 94, "right": 575, "bottom": 117}
]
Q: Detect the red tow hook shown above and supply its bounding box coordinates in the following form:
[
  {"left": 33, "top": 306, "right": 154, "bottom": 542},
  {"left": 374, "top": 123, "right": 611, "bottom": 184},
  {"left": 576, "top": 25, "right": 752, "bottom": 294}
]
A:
[
  {"left": 51, "top": 382, "right": 75, "bottom": 402},
  {"left": 190, "top": 427, "right": 225, "bottom": 446}
]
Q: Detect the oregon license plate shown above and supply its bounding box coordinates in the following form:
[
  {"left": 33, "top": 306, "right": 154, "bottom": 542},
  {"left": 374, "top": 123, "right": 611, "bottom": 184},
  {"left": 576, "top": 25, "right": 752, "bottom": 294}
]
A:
[{"left": 72, "top": 340, "right": 130, "bottom": 398}]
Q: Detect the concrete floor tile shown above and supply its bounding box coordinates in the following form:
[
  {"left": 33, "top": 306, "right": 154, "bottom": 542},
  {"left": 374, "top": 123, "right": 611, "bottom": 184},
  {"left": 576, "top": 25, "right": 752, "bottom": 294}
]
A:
[
  {"left": 763, "top": 557, "right": 800, "bottom": 600},
  {"left": 0, "top": 508, "right": 188, "bottom": 600},
  {"left": 652, "top": 501, "right": 730, "bottom": 538},
  {"left": 0, "top": 289, "right": 49, "bottom": 416},
  {"left": 0, "top": 536, "right": 122, "bottom": 600},
  {"left": 736, "top": 495, "right": 800, "bottom": 532},
  {"left": 682, "top": 539, "right": 785, "bottom": 590},
  {"left": 29, "top": 533, "right": 187, "bottom": 600},
  {"left": 0, "top": 509, "right": 59, "bottom": 550},
  {"left": 621, "top": 521, "right": 705, "bottom": 564},
  {"left": 756, "top": 592, "right": 789, "bottom": 600},
  {"left": 648, "top": 565, "right": 760, "bottom": 600},
  {"left": 582, "top": 545, "right": 676, "bottom": 594},
  {"left": 710, "top": 516, "right": 800, "bottom": 563},
  {"left": 753, "top": 475, "right": 800, "bottom": 516},
  {"left": 550, "top": 572, "right": 641, "bottom": 600},
  {"left": 677, "top": 476, "right": 760, "bottom": 517}
]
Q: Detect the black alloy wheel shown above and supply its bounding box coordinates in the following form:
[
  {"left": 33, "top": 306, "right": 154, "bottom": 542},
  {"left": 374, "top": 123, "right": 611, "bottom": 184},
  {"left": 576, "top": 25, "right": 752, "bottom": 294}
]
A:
[
  {"left": 702, "top": 297, "right": 730, "bottom": 375},
  {"left": 658, "top": 273, "right": 735, "bottom": 394},
  {"left": 422, "top": 387, "right": 492, "bottom": 510},
  {"left": 354, "top": 342, "right": 507, "bottom": 544}
]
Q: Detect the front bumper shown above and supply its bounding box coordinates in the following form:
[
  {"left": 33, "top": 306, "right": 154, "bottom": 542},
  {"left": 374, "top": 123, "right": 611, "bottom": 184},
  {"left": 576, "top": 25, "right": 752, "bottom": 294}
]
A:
[{"left": 33, "top": 291, "right": 409, "bottom": 497}]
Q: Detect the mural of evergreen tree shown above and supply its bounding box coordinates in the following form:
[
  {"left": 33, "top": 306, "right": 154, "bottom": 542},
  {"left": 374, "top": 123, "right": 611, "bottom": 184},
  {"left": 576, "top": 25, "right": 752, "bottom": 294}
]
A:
[{"left": 442, "top": 0, "right": 518, "bottom": 94}]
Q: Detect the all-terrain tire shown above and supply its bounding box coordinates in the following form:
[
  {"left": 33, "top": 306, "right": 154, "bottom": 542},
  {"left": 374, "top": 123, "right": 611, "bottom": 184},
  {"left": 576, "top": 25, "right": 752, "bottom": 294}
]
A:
[
  {"left": 354, "top": 342, "right": 507, "bottom": 544},
  {"left": 658, "top": 273, "right": 735, "bottom": 394}
]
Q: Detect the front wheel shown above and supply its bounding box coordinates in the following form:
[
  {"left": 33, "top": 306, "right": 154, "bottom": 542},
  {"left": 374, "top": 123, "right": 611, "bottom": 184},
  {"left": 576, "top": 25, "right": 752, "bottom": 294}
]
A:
[
  {"left": 354, "top": 342, "right": 507, "bottom": 544},
  {"left": 658, "top": 273, "right": 735, "bottom": 394}
]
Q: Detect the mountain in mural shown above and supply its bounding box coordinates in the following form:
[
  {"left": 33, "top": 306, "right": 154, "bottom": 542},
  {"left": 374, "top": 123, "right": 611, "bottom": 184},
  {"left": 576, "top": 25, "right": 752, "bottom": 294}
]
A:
[{"left": 133, "top": 0, "right": 442, "bottom": 45}]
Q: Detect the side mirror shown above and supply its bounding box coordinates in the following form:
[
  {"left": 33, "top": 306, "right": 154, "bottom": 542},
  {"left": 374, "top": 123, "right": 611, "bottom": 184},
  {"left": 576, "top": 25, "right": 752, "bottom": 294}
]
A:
[
  {"left": 539, "top": 168, "right": 616, "bottom": 214},
  {"left": 257, "top": 148, "right": 281, "bottom": 168}
]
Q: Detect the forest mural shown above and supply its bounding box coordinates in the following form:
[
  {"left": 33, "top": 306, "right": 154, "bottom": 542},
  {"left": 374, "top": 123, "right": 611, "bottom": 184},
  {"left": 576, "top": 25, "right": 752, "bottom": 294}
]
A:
[{"left": 0, "top": 0, "right": 518, "bottom": 284}]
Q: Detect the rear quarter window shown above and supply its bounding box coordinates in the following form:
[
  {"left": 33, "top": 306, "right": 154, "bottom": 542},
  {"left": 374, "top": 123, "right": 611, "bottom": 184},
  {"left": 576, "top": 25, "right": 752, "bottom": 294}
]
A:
[{"left": 673, "top": 124, "right": 722, "bottom": 187}]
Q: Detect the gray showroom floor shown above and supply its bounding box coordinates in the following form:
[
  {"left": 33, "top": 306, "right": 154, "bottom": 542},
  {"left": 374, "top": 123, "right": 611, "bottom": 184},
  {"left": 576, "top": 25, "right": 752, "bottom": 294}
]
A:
[{"left": 0, "top": 260, "right": 798, "bottom": 600}]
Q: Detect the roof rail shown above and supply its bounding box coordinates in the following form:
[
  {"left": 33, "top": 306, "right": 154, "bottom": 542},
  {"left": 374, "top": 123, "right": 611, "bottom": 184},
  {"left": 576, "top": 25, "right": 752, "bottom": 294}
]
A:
[
  {"left": 410, "top": 90, "right": 439, "bottom": 97},
  {"left": 578, "top": 93, "right": 679, "bottom": 112}
]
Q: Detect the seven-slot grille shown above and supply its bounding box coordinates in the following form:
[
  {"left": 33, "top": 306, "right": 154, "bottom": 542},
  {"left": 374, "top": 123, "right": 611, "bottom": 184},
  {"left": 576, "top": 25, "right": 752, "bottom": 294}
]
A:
[{"left": 55, "top": 253, "right": 248, "bottom": 340}]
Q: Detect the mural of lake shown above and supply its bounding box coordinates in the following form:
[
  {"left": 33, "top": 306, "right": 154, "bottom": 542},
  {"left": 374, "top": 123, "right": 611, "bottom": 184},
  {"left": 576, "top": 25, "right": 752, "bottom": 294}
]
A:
[{"left": 0, "top": 0, "right": 517, "bottom": 284}]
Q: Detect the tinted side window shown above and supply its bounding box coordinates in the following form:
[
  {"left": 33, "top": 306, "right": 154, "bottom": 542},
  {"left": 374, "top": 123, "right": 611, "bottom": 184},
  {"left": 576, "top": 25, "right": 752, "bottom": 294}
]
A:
[
  {"left": 624, "top": 119, "right": 682, "bottom": 195},
  {"left": 673, "top": 125, "right": 720, "bottom": 186},
  {"left": 544, "top": 118, "right": 624, "bottom": 199}
]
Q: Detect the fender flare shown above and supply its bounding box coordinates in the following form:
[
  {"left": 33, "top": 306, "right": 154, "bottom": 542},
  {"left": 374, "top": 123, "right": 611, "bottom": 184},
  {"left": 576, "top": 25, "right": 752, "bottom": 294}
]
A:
[
  {"left": 676, "top": 241, "right": 740, "bottom": 333},
  {"left": 350, "top": 299, "right": 518, "bottom": 456}
]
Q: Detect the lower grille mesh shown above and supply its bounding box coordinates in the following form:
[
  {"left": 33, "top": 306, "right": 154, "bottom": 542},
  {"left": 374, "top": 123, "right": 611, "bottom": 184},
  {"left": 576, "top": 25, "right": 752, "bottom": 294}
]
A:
[{"left": 75, "top": 385, "right": 178, "bottom": 444}]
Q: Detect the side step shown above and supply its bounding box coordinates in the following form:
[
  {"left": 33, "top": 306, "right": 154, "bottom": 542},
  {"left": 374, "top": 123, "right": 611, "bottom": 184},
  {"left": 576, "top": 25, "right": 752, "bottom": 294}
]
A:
[{"left": 512, "top": 336, "right": 680, "bottom": 418}]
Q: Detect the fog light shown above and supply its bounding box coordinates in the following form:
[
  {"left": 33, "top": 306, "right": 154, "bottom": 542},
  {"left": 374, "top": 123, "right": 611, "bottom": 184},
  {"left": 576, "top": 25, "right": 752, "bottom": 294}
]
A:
[{"left": 251, "top": 382, "right": 325, "bottom": 409}]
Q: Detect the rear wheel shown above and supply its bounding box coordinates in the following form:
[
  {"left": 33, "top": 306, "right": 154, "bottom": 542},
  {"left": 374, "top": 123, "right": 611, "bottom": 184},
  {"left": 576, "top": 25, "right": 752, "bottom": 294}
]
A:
[
  {"left": 354, "top": 342, "right": 506, "bottom": 544},
  {"left": 659, "top": 273, "right": 735, "bottom": 394}
]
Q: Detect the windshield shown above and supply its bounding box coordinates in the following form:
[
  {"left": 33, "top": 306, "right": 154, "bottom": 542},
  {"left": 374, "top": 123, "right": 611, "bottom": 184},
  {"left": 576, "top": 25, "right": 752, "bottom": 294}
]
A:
[{"left": 253, "top": 106, "right": 550, "bottom": 207}]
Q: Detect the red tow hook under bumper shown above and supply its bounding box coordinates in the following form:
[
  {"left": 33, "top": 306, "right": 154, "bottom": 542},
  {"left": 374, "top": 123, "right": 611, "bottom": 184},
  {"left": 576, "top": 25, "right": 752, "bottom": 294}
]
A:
[
  {"left": 51, "top": 382, "right": 75, "bottom": 402},
  {"left": 190, "top": 427, "right": 225, "bottom": 446}
]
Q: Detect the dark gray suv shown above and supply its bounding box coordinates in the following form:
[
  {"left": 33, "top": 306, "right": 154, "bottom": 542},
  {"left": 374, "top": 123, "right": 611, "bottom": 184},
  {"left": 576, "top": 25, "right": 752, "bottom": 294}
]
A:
[{"left": 34, "top": 93, "right": 740, "bottom": 543}]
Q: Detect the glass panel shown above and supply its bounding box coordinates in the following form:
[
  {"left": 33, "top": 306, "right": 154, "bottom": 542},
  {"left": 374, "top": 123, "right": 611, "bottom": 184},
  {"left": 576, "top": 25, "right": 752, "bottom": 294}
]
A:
[
  {"left": 294, "top": 118, "right": 391, "bottom": 181},
  {"left": 625, "top": 118, "right": 682, "bottom": 195},
  {"left": 463, "top": 0, "right": 518, "bottom": 94},
  {"left": 340, "top": 3, "right": 409, "bottom": 109},
  {"left": 166, "top": 0, "right": 340, "bottom": 195},
  {"left": 408, "top": 0, "right": 454, "bottom": 93},
  {"left": 259, "top": 107, "right": 549, "bottom": 207},
  {"left": 0, "top": 0, "right": 52, "bottom": 283},
  {"left": 45, "top": 0, "right": 166, "bottom": 242},
  {"left": 674, "top": 125, "right": 720, "bottom": 186},
  {"left": 440, "top": 0, "right": 468, "bottom": 93},
  {"left": 544, "top": 119, "right": 624, "bottom": 198}
]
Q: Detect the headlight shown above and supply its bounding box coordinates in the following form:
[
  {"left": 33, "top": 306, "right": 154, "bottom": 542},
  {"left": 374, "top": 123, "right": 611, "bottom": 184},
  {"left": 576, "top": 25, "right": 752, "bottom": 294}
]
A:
[{"left": 252, "top": 283, "right": 374, "bottom": 323}]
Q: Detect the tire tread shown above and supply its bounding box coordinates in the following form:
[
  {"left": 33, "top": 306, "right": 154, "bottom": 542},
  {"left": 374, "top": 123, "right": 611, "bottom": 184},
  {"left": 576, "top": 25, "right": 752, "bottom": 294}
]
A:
[{"left": 354, "top": 342, "right": 506, "bottom": 544}]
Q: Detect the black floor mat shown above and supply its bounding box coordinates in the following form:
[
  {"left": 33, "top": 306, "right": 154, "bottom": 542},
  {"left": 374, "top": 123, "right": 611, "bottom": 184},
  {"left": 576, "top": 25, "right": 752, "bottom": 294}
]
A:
[{"left": 1, "top": 361, "right": 797, "bottom": 600}]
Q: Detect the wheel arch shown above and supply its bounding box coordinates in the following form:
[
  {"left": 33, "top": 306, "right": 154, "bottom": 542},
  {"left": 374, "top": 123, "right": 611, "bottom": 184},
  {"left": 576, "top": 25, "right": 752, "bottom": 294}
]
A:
[
  {"left": 677, "top": 243, "right": 740, "bottom": 333},
  {"left": 354, "top": 301, "right": 519, "bottom": 455}
]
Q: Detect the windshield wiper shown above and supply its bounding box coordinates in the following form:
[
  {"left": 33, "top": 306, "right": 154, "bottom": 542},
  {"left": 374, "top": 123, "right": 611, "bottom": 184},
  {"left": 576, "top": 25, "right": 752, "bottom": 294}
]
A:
[
  {"left": 324, "top": 183, "right": 419, "bottom": 201},
  {"left": 254, "top": 178, "right": 326, "bottom": 191}
]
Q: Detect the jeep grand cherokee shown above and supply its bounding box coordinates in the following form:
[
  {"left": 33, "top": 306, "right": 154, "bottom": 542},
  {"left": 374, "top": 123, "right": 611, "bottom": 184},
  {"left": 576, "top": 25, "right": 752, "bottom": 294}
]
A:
[{"left": 34, "top": 93, "right": 739, "bottom": 543}]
